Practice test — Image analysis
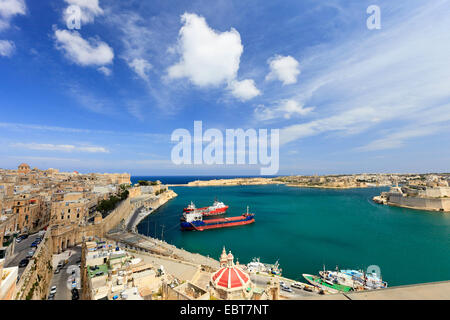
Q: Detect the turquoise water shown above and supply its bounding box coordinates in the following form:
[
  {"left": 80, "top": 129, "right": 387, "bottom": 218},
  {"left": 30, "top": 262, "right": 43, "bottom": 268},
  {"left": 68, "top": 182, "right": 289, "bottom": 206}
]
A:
[{"left": 137, "top": 185, "right": 450, "bottom": 286}]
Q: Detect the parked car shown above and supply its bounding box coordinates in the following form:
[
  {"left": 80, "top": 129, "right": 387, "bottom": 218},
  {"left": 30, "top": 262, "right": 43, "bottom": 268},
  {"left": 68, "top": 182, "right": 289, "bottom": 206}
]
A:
[
  {"left": 16, "top": 237, "right": 23, "bottom": 243},
  {"left": 19, "top": 258, "right": 29, "bottom": 268},
  {"left": 54, "top": 268, "right": 60, "bottom": 274},
  {"left": 291, "top": 282, "right": 304, "bottom": 289},
  {"left": 72, "top": 290, "right": 79, "bottom": 300},
  {"left": 281, "top": 285, "right": 293, "bottom": 293},
  {"left": 30, "top": 242, "right": 38, "bottom": 248},
  {"left": 48, "top": 294, "right": 55, "bottom": 300},
  {"left": 50, "top": 286, "right": 57, "bottom": 295}
]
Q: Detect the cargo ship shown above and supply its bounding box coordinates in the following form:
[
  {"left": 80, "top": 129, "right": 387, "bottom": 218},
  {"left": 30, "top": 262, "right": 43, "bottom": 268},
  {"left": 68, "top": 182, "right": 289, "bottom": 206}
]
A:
[
  {"left": 180, "top": 206, "right": 255, "bottom": 231},
  {"left": 183, "top": 200, "right": 229, "bottom": 216}
]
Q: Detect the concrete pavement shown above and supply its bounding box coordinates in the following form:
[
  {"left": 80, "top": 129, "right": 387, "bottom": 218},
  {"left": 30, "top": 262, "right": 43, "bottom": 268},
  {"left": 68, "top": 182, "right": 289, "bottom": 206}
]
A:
[
  {"left": 5, "top": 232, "right": 43, "bottom": 278},
  {"left": 47, "top": 246, "right": 82, "bottom": 300},
  {"left": 249, "top": 273, "right": 319, "bottom": 299}
]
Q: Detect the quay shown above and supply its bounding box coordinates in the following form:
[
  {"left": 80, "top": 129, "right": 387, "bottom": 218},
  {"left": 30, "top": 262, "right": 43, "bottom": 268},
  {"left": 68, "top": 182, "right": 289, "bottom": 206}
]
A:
[{"left": 303, "top": 280, "right": 450, "bottom": 300}]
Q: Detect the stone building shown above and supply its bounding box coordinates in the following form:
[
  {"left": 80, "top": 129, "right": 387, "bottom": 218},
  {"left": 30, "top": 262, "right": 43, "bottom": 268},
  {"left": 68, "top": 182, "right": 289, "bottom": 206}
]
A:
[
  {"left": 0, "top": 259, "right": 18, "bottom": 300},
  {"left": 50, "top": 198, "right": 90, "bottom": 225},
  {"left": 17, "top": 163, "right": 30, "bottom": 175}
]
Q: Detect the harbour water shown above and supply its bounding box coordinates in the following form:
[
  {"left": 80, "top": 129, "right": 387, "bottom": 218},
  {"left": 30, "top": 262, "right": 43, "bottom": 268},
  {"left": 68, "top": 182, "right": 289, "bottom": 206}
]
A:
[{"left": 133, "top": 177, "right": 450, "bottom": 287}]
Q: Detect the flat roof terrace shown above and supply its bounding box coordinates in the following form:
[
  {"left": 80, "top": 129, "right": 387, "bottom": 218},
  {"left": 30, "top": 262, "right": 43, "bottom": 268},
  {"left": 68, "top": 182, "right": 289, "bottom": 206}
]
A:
[{"left": 88, "top": 264, "right": 109, "bottom": 278}]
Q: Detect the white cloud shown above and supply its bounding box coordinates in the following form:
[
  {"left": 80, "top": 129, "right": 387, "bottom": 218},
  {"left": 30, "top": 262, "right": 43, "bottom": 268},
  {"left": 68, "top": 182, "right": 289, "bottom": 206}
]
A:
[
  {"left": 63, "top": 0, "right": 103, "bottom": 25},
  {"left": 128, "top": 58, "right": 152, "bottom": 82},
  {"left": 228, "top": 79, "right": 260, "bottom": 101},
  {"left": 168, "top": 13, "right": 243, "bottom": 87},
  {"left": 0, "top": 0, "right": 26, "bottom": 31},
  {"left": 167, "top": 12, "right": 260, "bottom": 101},
  {"left": 278, "top": 1, "right": 450, "bottom": 148},
  {"left": 12, "top": 142, "right": 109, "bottom": 153},
  {"left": 255, "top": 99, "right": 314, "bottom": 122},
  {"left": 97, "top": 66, "right": 112, "bottom": 76},
  {"left": 266, "top": 55, "right": 300, "bottom": 85},
  {"left": 54, "top": 29, "right": 114, "bottom": 66},
  {"left": 356, "top": 126, "right": 443, "bottom": 152},
  {"left": 0, "top": 39, "right": 14, "bottom": 57}
]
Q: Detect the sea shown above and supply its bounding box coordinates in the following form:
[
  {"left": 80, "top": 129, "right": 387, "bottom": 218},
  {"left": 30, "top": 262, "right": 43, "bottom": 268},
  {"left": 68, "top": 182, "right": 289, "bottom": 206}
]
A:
[{"left": 132, "top": 176, "right": 450, "bottom": 286}]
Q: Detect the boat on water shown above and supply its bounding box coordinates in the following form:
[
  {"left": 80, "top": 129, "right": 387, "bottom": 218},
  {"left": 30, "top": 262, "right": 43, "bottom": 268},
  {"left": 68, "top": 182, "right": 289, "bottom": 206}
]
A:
[
  {"left": 246, "top": 258, "right": 283, "bottom": 276},
  {"left": 183, "top": 200, "right": 229, "bottom": 216},
  {"left": 340, "top": 269, "right": 388, "bottom": 290},
  {"left": 303, "top": 274, "right": 353, "bottom": 294},
  {"left": 319, "top": 268, "right": 388, "bottom": 291},
  {"left": 180, "top": 206, "right": 255, "bottom": 231}
]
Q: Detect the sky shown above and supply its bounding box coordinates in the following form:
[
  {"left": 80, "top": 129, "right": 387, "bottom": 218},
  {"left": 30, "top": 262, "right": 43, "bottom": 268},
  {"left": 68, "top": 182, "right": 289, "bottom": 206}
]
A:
[{"left": 0, "top": 0, "right": 449, "bottom": 175}]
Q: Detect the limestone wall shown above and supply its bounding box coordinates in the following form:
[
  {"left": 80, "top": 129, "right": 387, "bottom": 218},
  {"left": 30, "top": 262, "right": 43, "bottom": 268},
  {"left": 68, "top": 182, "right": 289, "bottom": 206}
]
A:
[
  {"left": 50, "top": 190, "right": 176, "bottom": 254},
  {"left": 388, "top": 194, "right": 450, "bottom": 212},
  {"left": 418, "top": 187, "right": 450, "bottom": 198},
  {"left": 14, "top": 229, "right": 54, "bottom": 300}
]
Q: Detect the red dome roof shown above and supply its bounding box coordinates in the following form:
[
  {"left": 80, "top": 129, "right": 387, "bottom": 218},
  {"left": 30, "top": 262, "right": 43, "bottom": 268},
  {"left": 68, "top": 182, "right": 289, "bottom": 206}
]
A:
[{"left": 212, "top": 266, "right": 250, "bottom": 289}]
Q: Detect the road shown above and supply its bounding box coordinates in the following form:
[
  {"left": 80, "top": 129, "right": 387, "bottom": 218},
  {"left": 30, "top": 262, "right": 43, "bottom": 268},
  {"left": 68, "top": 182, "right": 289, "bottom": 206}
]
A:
[
  {"left": 5, "top": 232, "right": 43, "bottom": 278},
  {"left": 47, "top": 246, "right": 82, "bottom": 300},
  {"left": 250, "top": 273, "right": 319, "bottom": 299}
]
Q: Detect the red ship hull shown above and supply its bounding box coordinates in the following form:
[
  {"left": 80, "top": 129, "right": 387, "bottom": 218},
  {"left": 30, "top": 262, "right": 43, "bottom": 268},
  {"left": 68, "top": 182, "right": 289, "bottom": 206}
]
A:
[
  {"left": 183, "top": 205, "right": 229, "bottom": 216},
  {"left": 202, "top": 205, "right": 229, "bottom": 216},
  {"left": 181, "top": 214, "right": 255, "bottom": 231}
]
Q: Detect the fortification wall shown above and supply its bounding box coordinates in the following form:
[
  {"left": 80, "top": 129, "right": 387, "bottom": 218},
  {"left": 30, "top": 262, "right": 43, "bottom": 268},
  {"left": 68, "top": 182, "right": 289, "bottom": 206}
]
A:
[
  {"left": 388, "top": 194, "right": 450, "bottom": 212},
  {"left": 50, "top": 190, "right": 174, "bottom": 254},
  {"left": 14, "top": 229, "right": 53, "bottom": 300}
]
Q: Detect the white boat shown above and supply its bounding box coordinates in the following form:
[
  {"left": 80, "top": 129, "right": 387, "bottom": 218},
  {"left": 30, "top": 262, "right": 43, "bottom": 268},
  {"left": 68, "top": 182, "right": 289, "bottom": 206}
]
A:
[{"left": 319, "top": 268, "right": 388, "bottom": 290}]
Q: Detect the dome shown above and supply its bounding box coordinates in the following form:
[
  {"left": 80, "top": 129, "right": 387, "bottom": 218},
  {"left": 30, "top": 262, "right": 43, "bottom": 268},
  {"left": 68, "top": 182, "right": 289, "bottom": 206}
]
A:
[{"left": 212, "top": 265, "right": 250, "bottom": 289}]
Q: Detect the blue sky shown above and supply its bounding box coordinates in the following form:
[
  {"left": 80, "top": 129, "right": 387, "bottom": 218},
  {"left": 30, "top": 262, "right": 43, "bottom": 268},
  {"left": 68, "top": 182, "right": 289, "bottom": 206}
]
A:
[{"left": 0, "top": 0, "right": 449, "bottom": 175}]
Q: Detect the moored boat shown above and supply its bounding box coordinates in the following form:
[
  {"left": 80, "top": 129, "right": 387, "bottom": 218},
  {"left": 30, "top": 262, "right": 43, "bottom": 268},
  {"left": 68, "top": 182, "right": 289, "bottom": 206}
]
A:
[
  {"left": 180, "top": 206, "right": 255, "bottom": 231},
  {"left": 340, "top": 269, "right": 388, "bottom": 290},
  {"left": 183, "top": 200, "right": 229, "bottom": 216},
  {"left": 319, "top": 268, "right": 388, "bottom": 291},
  {"left": 303, "top": 273, "right": 353, "bottom": 294}
]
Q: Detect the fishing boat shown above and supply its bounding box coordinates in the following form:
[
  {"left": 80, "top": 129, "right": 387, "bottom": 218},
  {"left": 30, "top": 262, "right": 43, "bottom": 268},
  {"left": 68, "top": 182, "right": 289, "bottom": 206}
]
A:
[
  {"left": 246, "top": 258, "right": 282, "bottom": 276},
  {"left": 183, "top": 200, "right": 229, "bottom": 216},
  {"left": 340, "top": 269, "right": 388, "bottom": 290},
  {"left": 180, "top": 206, "right": 255, "bottom": 231},
  {"left": 319, "top": 270, "right": 363, "bottom": 291},
  {"left": 319, "top": 268, "right": 388, "bottom": 290},
  {"left": 303, "top": 274, "right": 353, "bottom": 294}
]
